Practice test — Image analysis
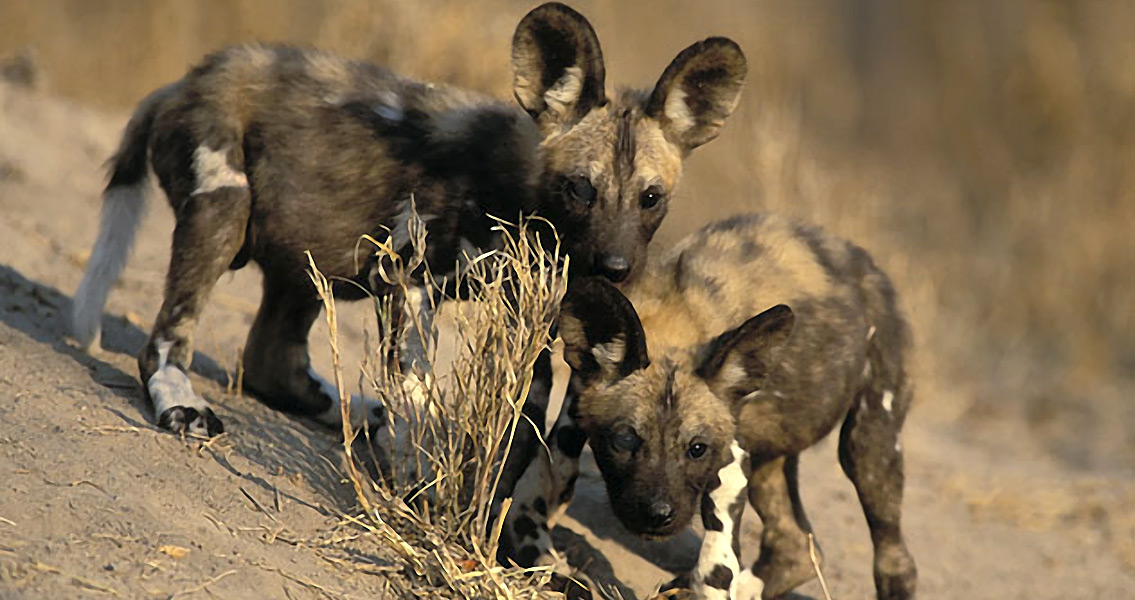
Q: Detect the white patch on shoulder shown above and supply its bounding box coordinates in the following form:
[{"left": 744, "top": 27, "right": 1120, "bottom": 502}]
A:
[
  {"left": 191, "top": 145, "right": 248, "bottom": 196},
  {"left": 692, "top": 441, "right": 749, "bottom": 600},
  {"left": 733, "top": 568, "right": 765, "bottom": 600},
  {"left": 310, "top": 367, "right": 387, "bottom": 428},
  {"left": 663, "top": 87, "right": 696, "bottom": 135},
  {"left": 147, "top": 339, "right": 208, "bottom": 415},
  {"left": 544, "top": 66, "right": 583, "bottom": 117},
  {"left": 881, "top": 390, "right": 894, "bottom": 413}
]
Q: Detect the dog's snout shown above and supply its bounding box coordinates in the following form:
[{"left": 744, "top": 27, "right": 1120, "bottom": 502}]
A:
[
  {"left": 644, "top": 500, "right": 676, "bottom": 527},
  {"left": 598, "top": 254, "right": 631, "bottom": 282}
]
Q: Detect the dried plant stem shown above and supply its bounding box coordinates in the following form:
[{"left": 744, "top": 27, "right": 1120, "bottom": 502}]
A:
[{"left": 809, "top": 533, "right": 833, "bottom": 600}]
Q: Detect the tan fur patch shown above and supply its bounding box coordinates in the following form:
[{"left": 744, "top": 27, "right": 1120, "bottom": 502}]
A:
[
  {"left": 662, "top": 87, "right": 696, "bottom": 137},
  {"left": 543, "top": 66, "right": 584, "bottom": 119},
  {"left": 632, "top": 118, "right": 683, "bottom": 202},
  {"left": 627, "top": 214, "right": 836, "bottom": 338},
  {"left": 304, "top": 51, "right": 352, "bottom": 87},
  {"left": 592, "top": 335, "right": 627, "bottom": 369}
]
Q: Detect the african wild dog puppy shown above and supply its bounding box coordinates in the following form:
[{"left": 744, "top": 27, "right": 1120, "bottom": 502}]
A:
[
  {"left": 69, "top": 3, "right": 747, "bottom": 440},
  {"left": 515, "top": 214, "right": 917, "bottom": 599}
]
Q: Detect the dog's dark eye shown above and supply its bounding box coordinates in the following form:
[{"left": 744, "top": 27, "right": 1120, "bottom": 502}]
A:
[
  {"left": 639, "top": 186, "right": 665, "bottom": 209},
  {"left": 687, "top": 442, "right": 708, "bottom": 460},
  {"left": 566, "top": 177, "right": 597, "bottom": 208},
  {"left": 612, "top": 425, "right": 642, "bottom": 453}
]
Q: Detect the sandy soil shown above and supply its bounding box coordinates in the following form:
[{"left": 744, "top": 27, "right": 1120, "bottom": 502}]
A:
[{"left": 1, "top": 78, "right": 1133, "bottom": 600}]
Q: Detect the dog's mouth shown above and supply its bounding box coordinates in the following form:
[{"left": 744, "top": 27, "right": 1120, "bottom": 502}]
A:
[
  {"left": 614, "top": 512, "right": 687, "bottom": 540},
  {"left": 637, "top": 527, "right": 681, "bottom": 541}
]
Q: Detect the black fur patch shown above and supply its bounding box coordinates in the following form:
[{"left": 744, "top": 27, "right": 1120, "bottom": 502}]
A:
[
  {"left": 662, "top": 364, "right": 678, "bottom": 410},
  {"left": 560, "top": 474, "right": 578, "bottom": 503},
  {"left": 739, "top": 238, "right": 763, "bottom": 261},
  {"left": 701, "top": 493, "right": 725, "bottom": 532},
  {"left": 513, "top": 514, "right": 538, "bottom": 539},
  {"left": 514, "top": 544, "right": 540, "bottom": 568},
  {"left": 795, "top": 222, "right": 840, "bottom": 278},
  {"left": 533, "top": 497, "right": 548, "bottom": 516},
  {"left": 556, "top": 424, "right": 588, "bottom": 458},
  {"left": 614, "top": 107, "right": 636, "bottom": 180},
  {"left": 703, "top": 213, "right": 762, "bottom": 235},
  {"left": 704, "top": 564, "right": 733, "bottom": 590}
]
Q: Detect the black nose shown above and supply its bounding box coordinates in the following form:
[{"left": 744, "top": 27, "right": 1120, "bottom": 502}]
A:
[
  {"left": 645, "top": 500, "right": 676, "bottom": 527},
  {"left": 598, "top": 254, "right": 631, "bottom": 282}
]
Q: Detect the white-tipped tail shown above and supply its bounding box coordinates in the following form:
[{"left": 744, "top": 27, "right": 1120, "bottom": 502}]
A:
[{"left": 71, "top": 182, "right": 148, "bottom": 351}]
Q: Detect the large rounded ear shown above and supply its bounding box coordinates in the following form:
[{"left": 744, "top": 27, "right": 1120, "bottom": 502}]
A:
[
  {"left": 697, "top": 304, "right": 793, "bottom": 402},
  {"left": 645, "top": 37, "right": 747, "bottom": 152},
  {"left": 512, "top": 2, "right": 607, "bottom": 127},
  {"left": 558, "top": 277, "right": 649, "bottom": 387}
]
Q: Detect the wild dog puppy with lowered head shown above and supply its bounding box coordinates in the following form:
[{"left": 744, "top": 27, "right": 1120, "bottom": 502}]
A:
[
  {"left": 515, "top": 214, "right": 917, "bottom": 599},
  {"left": 70, "top": 3, "right": 747, "bottom": 438}
]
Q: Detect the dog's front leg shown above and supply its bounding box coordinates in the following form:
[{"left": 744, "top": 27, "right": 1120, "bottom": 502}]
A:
[
  {"left": 686, "top": 441, "right": 760, "bottom": 600},
  {"left": 497, "top": 376, "right": 588, "bottom": 566}
]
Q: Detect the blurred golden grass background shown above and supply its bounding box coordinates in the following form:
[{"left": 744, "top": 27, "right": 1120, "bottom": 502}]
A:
[{"left": 2, "top": 0, "right": 1132, "bottom": 470}]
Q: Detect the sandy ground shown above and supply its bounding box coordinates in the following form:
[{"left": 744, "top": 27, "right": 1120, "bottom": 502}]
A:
[{"left": 1, "top": 79, "right": 1133, "bottom": 600}]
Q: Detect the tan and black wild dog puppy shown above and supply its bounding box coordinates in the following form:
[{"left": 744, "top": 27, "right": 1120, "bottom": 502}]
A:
[
  {"left": 70, "top": 3, "right": 747, "bottom": 438},
  {"left": 514, "top": 214, "right": 917, "bottom": 599}
]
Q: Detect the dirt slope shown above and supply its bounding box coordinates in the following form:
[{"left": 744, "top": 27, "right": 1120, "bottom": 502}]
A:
[{"left": 1, "top": 79, "right": 1133, "bottom": 600}]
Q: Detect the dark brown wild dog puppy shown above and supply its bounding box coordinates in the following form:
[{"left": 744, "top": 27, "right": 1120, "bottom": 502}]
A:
[
  {"left": 515, "top": 214, "right": 917, "bottom": 598},
  {"left": 70, "top": 3, "right": 747, "bottom": 438}
]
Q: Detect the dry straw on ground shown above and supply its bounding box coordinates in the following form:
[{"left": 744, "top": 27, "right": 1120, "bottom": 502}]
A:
[{"left": 307, "top": 205, "right": 574, "bottom": 598}]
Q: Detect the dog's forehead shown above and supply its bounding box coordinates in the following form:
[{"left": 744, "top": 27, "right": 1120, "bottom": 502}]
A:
[
  {"left": 591, "top": 359, "right": 723, "bottom": 431},
  {"left": 541, "top": 105, "right": 616, "bottom": 170},
  {"left": 540, "top": 96, "right": 679, "bottom": 190}
]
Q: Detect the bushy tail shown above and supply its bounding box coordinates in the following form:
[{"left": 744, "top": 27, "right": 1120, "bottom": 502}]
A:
[{"left": 71, "top": 83, "right": 178, "bottom": 351}]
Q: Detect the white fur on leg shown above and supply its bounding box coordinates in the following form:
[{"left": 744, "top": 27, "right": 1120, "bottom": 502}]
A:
[
  {"left": 72, "top": 182, "right": 149, "bottom": 351},
  {"left": 309, "top": 367, "right": 388, "bottom": 428},
  {"left": 370, "top": 372, "right": 440, "bottom": 493},
  {"left": 733, "top": 569, "right": 765, "bottom": 600},
  {"left": 692, "top": 440, "right": 750, "bottom": 600},
  {"left": 148, "top": 339, "right": 210, "bottom": 414}
]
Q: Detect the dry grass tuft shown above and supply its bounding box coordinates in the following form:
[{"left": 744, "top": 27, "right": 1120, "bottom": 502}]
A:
[{"left": 307, "top": 205, "right": 570, "bottom": 598}]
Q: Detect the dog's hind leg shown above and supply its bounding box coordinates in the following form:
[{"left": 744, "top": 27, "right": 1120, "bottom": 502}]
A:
[
  {"left": 242, "top": 276, "right": 387, "bottom": 429},
  {"left": 138, "top": 144, "right": 251, "bottom": 436},
  {"left": 839, "top": 384, "right": 917, "bottom": 600}
]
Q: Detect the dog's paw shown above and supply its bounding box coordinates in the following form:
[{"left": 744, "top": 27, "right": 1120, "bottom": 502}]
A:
[
  {"left": 157, "top": 405, "right": 224, "bottom": 437},
  {"left": 657, "top": 572, "right": 694, "bottom": 598},
  {"left": 148, "top": 360, "right": 222, "bottom": 437},
  {"left": 547, "top": 572, "right": 594, "bottom": 600}
]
